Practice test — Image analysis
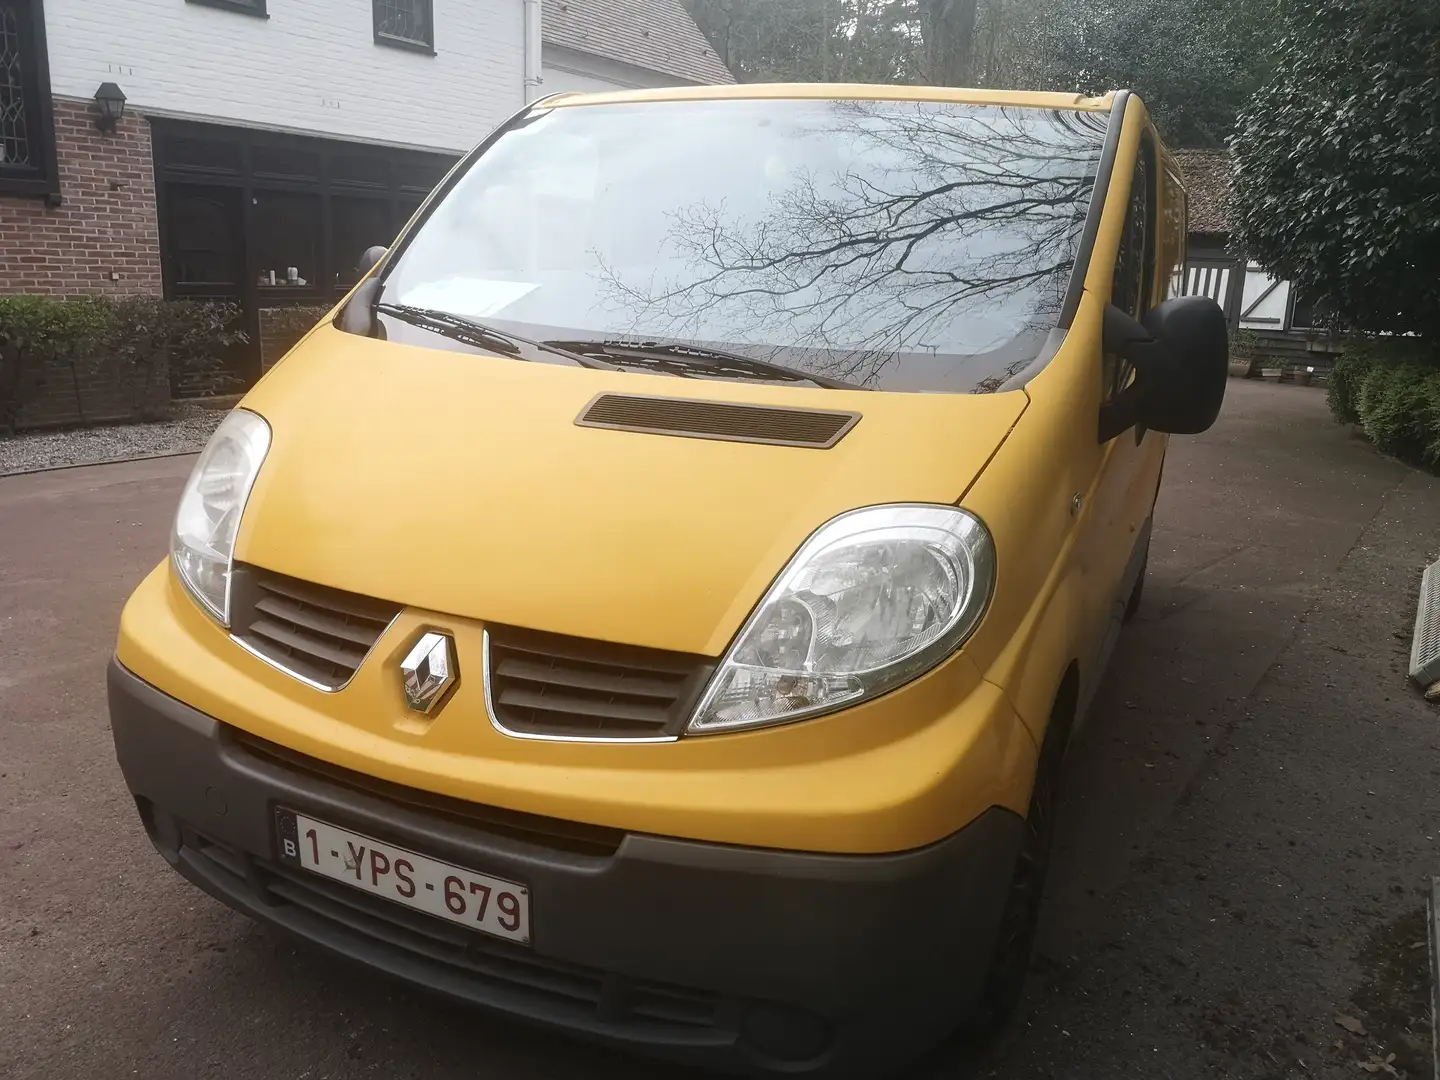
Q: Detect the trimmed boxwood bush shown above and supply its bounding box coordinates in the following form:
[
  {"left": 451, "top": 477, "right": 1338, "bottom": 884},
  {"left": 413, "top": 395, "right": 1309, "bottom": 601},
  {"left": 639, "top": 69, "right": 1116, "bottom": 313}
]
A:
[
  {"left": 0, "top": 296, "right": 246, "bottom": 433},
  {"left": 1329, "top": 339, "right": 1440, "bottom": 467}
]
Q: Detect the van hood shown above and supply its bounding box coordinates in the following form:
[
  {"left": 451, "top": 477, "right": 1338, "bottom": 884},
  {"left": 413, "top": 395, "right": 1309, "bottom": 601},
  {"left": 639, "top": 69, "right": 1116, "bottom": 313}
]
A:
[{"left": 237, "top": 325, "right": 1027, "bottom": 656}]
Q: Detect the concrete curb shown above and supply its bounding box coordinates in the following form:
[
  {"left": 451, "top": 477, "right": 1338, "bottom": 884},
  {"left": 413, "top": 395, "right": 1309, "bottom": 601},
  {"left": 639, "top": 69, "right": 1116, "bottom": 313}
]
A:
[{"left": 0, "top": 449, "right": 198, "bottom": 481}]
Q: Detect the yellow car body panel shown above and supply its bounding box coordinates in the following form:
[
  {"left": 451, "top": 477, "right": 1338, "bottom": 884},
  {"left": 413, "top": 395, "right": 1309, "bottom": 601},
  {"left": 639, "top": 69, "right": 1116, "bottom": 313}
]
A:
[
  {"left": 541, "top": 83, "right": 1117, "bottom": 112},
  {"left": 962, "top": 101, "right": 1177, "bottom": 740},
  {"left": 113, "top": 89, "right": 1185, "bottom": 855},
  {"left": 234, "top": 326, "right": 1028, "bottom": 658}
]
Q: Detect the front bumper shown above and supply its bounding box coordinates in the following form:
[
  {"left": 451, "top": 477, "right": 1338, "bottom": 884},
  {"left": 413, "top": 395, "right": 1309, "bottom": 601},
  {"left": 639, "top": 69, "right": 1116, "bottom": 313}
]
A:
[{"left": 110, "top": 660, "right": 1026, "bottom": 1077}]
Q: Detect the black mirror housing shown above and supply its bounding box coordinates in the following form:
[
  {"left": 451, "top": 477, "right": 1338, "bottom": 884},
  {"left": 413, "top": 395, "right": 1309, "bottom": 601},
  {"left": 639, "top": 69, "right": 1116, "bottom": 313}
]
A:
[
  {"left": 1100, "top": 295, "right": 1228, "bottom": 442},
  {"left": 358, "top": 245, "right": 388, "bottom": 276},
  {"left": 333, "top": 247, "right": 390, "bottom": 339}
]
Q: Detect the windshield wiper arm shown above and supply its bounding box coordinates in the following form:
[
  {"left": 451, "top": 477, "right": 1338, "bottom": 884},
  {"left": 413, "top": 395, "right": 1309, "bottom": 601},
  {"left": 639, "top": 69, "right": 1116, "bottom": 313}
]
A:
[
  {"left": 377, "top": 304, "right": 619, "bottom": 371},
  {"left": 543, "top": 338, "right": 865, "bottom": 391}
]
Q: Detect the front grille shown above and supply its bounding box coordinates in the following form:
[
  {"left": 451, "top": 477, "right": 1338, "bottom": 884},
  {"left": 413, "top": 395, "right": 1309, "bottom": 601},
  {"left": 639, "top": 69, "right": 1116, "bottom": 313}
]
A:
[
  {"left": 183, "top": 831, "right": 727, "bottom": 1036},
  {"left": 485, "top": 626, "right": 714, "bottom": 740},
  {"left": 230, "top": 565, "right": 402, "bottom": 689},
  {"left": 577, "top": 392, "right": 861, "bottom": 449},
  {"left": 226, "top": 727, "right": 626, "bottom": 858}
]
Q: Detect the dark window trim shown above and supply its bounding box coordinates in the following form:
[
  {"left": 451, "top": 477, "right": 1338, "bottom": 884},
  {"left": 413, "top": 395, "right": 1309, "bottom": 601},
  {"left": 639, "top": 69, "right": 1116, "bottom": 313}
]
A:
[
  {"left": 0, "top": 0, "right": 60, "bottom": 198},
  {"left": 184, "top": 0, "right": 269, "bottom": 17},
  {"left": 372, "top": 0, "right": 435, "bottom": 55},
  {"left": 151, "top": 116, "right": 461, "bottom": 383},
  {"left": 1057, "top": 89, "right": 1131, "bottom": 331}
]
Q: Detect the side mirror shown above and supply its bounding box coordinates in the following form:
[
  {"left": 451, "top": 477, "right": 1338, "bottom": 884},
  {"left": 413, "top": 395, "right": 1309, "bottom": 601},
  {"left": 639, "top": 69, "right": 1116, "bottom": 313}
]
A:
[
  {"left": 357, "top": 245, "right": 388, "bottom": 276},
  {"left": 1099, "top": 295, "right": 1228, "bottom": 443},
  {"left": 334, "top": 247, "right": 389, "bottom": 339}
]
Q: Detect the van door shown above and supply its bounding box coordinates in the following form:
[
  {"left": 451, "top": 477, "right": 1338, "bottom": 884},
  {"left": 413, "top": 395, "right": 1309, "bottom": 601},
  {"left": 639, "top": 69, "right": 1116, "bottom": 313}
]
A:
[{"left": 1076, "top": 131, "right": 1168, "bottom": 720}]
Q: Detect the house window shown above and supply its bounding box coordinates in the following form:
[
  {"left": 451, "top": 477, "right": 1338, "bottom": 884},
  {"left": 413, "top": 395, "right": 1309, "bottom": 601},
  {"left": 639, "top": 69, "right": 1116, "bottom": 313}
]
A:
[
  {"left": 0, "top": 0, "right": 57, "bottom": 196},
  {"left": 185, "top": 0, "right": 268, "bottom": 17},
  {"left": 373, "top": 0, "right": 434, "bottom": 53},
  {"left": 1289, "top": 288, "right": 1324, "bottom": 331}
]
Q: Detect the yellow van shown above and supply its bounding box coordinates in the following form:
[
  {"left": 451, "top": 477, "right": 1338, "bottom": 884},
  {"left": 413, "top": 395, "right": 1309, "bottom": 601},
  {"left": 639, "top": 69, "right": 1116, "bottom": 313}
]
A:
[{"left": 109, "top": 84, "right": 1226, "bottom": 1076}]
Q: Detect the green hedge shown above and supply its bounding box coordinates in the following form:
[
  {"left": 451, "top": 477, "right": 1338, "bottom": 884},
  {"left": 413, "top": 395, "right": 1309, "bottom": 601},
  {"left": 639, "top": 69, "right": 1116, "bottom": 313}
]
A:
[
  {"left": 0, "top": 295, "right": 247, "bottom": 433},
  {"left": 259, "top": 304, "right": 332, "bottom": 370},
  {"left": 1329, "top": 338, "right": 1440, "bottom": 467}
]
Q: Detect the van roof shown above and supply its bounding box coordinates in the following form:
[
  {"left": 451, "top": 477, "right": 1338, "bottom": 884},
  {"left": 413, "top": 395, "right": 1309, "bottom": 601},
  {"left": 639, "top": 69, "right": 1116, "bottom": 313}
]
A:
[{"left": 541, "top": 83, "right": 1118, "bottom": 112}]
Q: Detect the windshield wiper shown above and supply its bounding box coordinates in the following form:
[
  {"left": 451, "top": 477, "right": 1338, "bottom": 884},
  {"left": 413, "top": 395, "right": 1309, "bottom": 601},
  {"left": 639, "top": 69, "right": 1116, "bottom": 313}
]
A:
[
  {"left": 543, "top": 338, "right": 866, "bottom": 391},
  {"left": 377, "top": 304, "right": 619, "bottom": 371}
]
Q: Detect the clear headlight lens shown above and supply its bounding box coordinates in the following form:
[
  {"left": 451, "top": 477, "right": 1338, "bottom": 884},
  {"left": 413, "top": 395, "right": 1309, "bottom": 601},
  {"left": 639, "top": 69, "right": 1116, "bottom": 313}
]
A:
[
  {"left": 687, "top": 505, "right": 996, "bottom": 735},
  {"left": 171, "top": 409, "right": 271, "bottom": 625}
]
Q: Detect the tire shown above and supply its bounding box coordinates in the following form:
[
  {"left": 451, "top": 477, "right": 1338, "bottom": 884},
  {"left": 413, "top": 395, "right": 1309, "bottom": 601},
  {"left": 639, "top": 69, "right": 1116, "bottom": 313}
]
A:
[{"left": 957, "top": 690, "right": 1071, "bottom": 1044}]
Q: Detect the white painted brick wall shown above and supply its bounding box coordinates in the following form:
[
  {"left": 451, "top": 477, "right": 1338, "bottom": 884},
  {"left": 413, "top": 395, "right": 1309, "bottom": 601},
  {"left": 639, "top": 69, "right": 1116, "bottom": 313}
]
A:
[{"left": 43, "top": 0, "right": 526, "bottom": 152}]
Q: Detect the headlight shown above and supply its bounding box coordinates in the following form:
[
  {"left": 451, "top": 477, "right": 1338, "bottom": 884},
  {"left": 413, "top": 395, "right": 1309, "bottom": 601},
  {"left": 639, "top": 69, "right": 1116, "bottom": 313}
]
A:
[
  {"left": 687, "top": 505, "right": 996, "bottom": 735},
  {"left": 171, "top": 409, "right": 271, "bottom": 624}
]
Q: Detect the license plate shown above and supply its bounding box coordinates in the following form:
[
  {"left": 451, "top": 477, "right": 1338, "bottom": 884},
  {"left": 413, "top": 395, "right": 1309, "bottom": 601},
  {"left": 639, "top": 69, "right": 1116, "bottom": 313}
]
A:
[{"left": 275, "top": 808, "right": 531, "bottom": 945}]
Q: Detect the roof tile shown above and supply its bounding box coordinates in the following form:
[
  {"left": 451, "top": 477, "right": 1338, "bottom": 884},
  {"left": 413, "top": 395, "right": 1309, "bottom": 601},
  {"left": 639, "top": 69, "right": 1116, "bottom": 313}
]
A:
[
  {"left": 544, "top": 0, "right": 737, "bottom": 86},
  {"left": 1174, "top": 148, "right": 1233, "bottom": 235}
]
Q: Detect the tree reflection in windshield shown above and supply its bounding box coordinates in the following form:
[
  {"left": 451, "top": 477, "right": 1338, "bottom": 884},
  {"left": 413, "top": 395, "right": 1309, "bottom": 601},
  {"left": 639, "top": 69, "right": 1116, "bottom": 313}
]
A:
[
  {"left": 380, "top": 97, "right": 1108, "bottom": 394},
  {"left": 595, "top": 101, "right": 1107, "bottom": 392}
]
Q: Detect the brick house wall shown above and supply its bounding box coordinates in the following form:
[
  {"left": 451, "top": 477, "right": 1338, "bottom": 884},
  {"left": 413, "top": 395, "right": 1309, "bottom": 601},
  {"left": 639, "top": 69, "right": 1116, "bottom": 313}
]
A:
[
  {"left": 1, "top": 98, "right": 166, "bottom": 431},
  {"left": 0, "top": 99, "right": 162, "bottom": 297}
]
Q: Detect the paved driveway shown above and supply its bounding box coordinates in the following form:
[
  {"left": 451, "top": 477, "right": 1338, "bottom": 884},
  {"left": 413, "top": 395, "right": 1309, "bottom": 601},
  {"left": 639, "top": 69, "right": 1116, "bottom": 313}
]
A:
[{"left": 3, "top": 380, "right": 1438, "bottom": 1079}]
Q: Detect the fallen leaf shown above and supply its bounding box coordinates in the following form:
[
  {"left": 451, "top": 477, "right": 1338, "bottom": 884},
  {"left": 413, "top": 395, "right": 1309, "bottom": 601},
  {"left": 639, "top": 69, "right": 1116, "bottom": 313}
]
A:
[{"left": 1336, "top": 1014, "right": 1368, "bottom": 1035}]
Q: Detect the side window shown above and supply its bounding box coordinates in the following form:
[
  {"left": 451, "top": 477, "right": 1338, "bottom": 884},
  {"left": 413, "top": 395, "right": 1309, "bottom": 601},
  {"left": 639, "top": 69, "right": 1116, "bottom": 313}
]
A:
[{"left": 1104, "top": 140, "right": 1158, "bottom": 402}]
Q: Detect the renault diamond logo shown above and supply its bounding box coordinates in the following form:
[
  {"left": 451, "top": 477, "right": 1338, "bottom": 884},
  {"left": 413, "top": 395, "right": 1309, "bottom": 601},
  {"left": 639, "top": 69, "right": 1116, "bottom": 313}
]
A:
[{"left": 400, "top": 631, "right": 457, "bottom": 714}]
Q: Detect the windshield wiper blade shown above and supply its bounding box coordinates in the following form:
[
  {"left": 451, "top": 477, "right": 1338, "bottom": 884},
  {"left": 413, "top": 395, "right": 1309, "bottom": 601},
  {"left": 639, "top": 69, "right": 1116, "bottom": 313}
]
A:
[
  {"left": 377, "top": 304, "right": 619, "bottom": 371},
  {"left": 544, "top": 338, "right": 865, "bottom": 391}
]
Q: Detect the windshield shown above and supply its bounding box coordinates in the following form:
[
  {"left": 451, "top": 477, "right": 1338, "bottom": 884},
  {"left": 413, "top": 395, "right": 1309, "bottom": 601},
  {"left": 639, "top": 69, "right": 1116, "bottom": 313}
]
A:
[{"left": 379, "top": 97, "right": 1109, "bottom": 393}]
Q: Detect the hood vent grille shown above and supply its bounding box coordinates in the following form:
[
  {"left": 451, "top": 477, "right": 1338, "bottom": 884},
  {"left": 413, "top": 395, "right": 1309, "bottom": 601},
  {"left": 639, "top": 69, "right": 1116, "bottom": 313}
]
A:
[
  {"left": 485, "top": 626, "right": 714, "bottom": 741},
  {"left": 576, "top": 393, "right": 860, "bottom": 449},
  {"left": 230, "top": 566, "right": 401, "bottom": 690}
]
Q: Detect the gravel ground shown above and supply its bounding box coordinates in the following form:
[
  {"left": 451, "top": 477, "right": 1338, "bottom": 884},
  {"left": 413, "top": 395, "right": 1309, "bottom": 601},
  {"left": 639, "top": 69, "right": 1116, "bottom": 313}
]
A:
[{"left": 0, "top": 401, "right": 225, "bottom": 476}]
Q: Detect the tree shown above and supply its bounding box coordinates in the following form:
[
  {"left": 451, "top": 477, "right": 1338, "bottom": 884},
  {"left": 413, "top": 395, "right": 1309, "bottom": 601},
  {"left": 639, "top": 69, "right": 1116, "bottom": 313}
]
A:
[
  {"left": 595, "top": 102, "right": 1107, "bottom": 391},
  {"left": 684, "top": 0, "right": 921, "bottom": 84},
  {"left": 685, "top": 0, "right": 1291, "bottom": 146},
  {"left": 1229, "top": 0, "right": 1440, "bottom": 339},
  {"left": 1029, "top": 0, "right": 1289, "bottom": 146}
]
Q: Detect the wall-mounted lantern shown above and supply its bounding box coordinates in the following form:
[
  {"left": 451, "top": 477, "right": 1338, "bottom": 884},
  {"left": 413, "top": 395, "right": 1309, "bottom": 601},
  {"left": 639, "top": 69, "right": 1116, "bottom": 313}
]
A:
[{"left": 93, "top": 83, "right": 128, "bottom": 133}]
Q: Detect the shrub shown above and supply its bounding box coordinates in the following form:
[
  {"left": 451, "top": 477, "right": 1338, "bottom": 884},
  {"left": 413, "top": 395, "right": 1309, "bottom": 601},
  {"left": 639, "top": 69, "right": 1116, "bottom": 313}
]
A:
[
  {"left": 1230, "top": 328, "right": 1260, "bottom": 360},
  {"left": 259, "top": 304, "right": 331, "bottom": 369},
  {"left": 1332, "top": 338, "right": 1440, "bottom": 466},
  {"left": 0, "top": 295, "right": 247, "bottom": 433}
]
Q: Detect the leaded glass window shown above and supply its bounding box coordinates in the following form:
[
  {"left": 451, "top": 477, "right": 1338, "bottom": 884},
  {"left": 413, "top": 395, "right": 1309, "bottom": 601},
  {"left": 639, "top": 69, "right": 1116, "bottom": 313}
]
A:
[
  {"left": 0, "top": 0, "right": 53, "bottom": 194},
  {"left": 1, "top": 4, "right": 33, "bottom": 168}
]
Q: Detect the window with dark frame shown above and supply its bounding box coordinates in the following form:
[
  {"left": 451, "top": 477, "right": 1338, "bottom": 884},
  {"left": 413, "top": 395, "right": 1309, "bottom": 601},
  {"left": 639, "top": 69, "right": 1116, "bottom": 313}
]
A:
[
  {"left": 0, "top": 0, "right": 58, "bottom": 196},
  {"left": 1104, "top": 140, "right": 1158, "bottom": 406},
  {"left": 184, "top": 0, "right": 268, "bottom": 17},
  {"left": 1289, "top": 287, "right": 1326, "bottom": 332},
  {"left": 373, "top": 0, "right": 434, "bottom": 53},
  {"left": 152, "top": 119, "right": 460, "bottom": 307}
]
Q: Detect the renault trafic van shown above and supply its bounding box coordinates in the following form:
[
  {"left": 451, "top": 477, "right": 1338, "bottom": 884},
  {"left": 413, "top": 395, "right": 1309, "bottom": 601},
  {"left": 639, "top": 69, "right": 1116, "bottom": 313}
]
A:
[{"left": 109, "top": 84, "right": 1227, "bottom": 1077}]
